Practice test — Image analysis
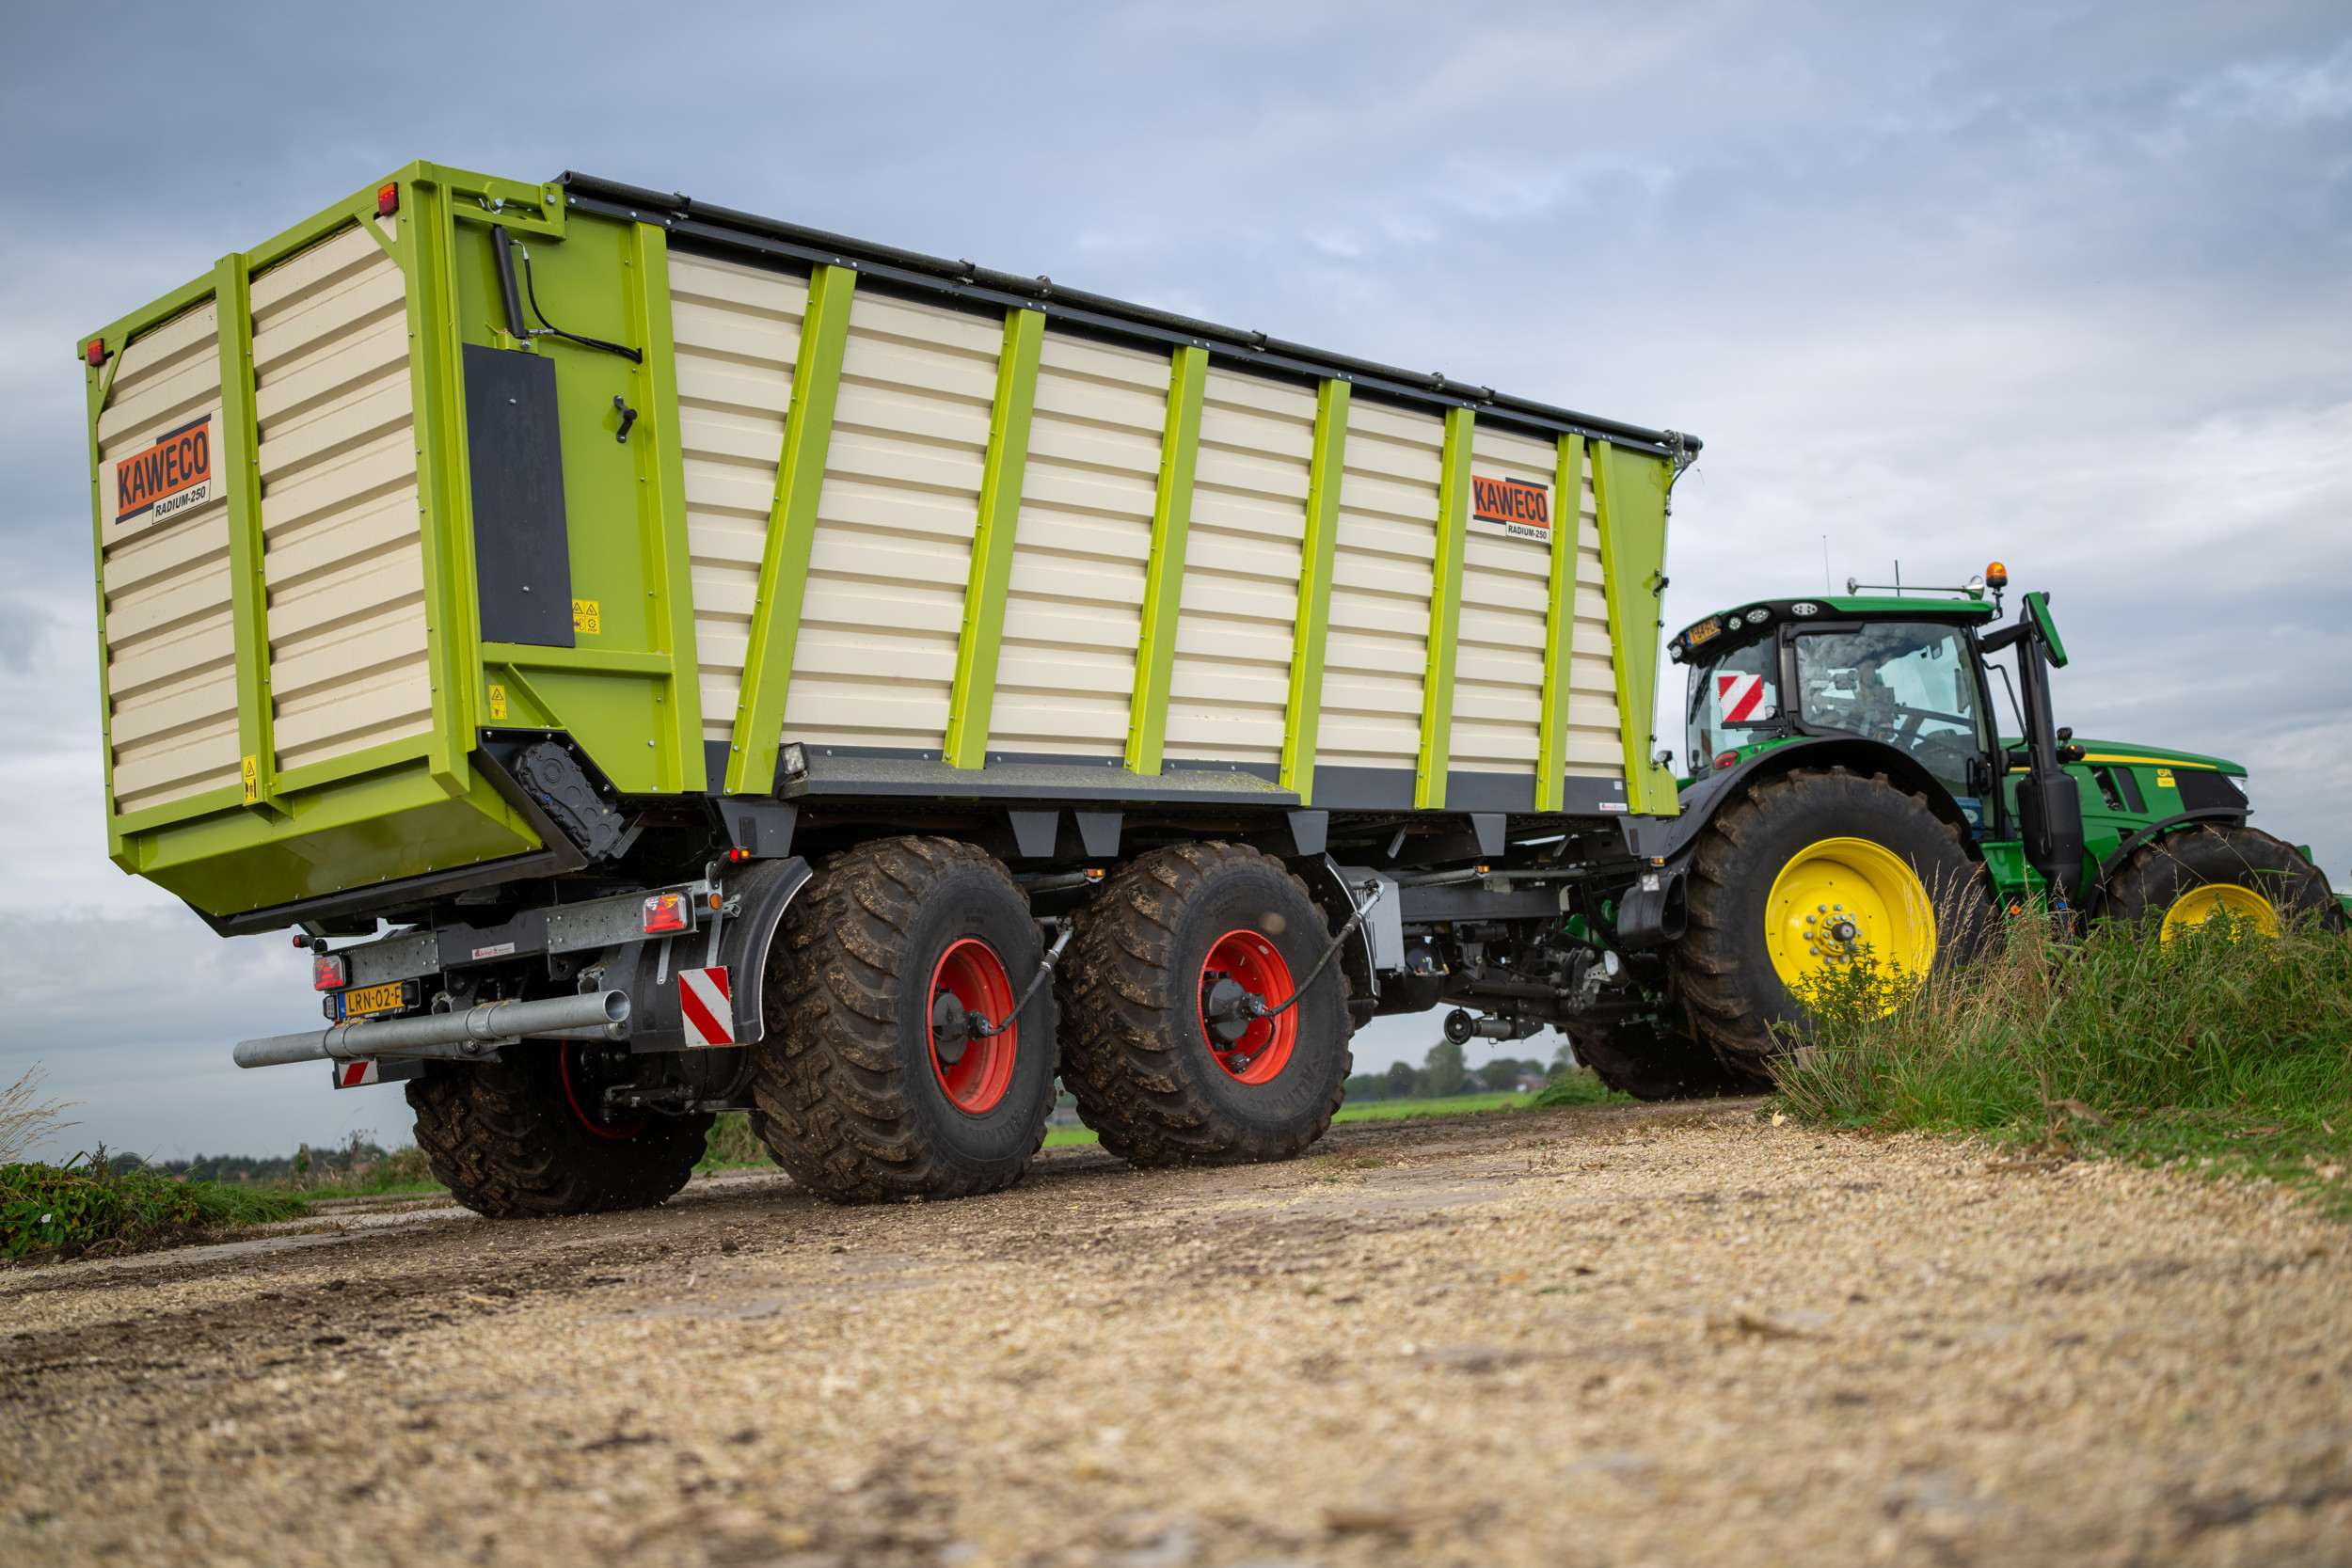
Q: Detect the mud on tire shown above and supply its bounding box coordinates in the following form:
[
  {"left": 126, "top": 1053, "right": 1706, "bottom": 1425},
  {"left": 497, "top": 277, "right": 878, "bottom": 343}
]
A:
[
  {"left": 406, "top": 1047, "right": 712, "bottom": 1218},
  {"left": 1670, "top": 765, "right": 1993, "bottom": 1078},
  {"left": 1056, "top": 842, "right": 1352, "bottom": 1167},
  {"left": 750, "top": 836, "right": 1057, "bottom": 1204}
]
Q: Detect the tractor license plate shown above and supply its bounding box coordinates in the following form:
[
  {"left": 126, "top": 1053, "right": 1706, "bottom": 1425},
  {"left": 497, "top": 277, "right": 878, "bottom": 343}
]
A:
[{"left": 337, "top": 981, "right": 410, "bottom": 1021}]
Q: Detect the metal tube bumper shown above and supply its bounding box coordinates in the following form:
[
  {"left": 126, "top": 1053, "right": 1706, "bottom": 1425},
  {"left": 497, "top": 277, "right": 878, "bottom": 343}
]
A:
[{"left": 232, "top": 990, "right": 630, "bottom": 1069}]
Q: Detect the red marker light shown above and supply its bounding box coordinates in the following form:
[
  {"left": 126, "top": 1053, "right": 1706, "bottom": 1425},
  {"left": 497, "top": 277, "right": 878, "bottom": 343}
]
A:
[
  {"left": 642, "top": 893, "right": 691, "bottom": 934},
  {"left": 725, "top": 847, "right": 750, "bottom": 863},
  {"left": 312, "top": 953, "right": 348, "bottom": 991},
  {"left": 86, "top": 340, "right": 105, "bottom": 368},
  {"left": 376, "top": 182, "right": 400, "bottom": 218},
  {"left": 1715, "top": 752, "right": 1740, "bottom": 770}
]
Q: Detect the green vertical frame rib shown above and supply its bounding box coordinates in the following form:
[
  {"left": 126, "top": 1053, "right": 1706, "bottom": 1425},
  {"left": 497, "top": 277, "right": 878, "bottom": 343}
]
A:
[
  {"left": 1280, "top": 377, "right": 1351, "bottom": 803},
  {"left": 405, "top": 172, "right": 482, "bottom": 800},
  {"left": 213, "top": 254, "right": 279, "bottom": 816},
  {"left": 622, "top": 222, "right": 706, "bottom": 792},
  {"left": 85, "top": 322, "right": 132, "bottom": 860},
  {"left": 1591, "top": 441, "right": 1680, "bottom": 816},
  {"left": 1414, "top": 404, "right": 1475, "bottom": 809},
  {"left": 723, "top": 263, "right": 858, "bottom": 796},
  {"left": 1124, "top": 344, "right": 1209, "bottom": 775},
  {"left": 1533, "top": 433, "right": 1585, "bottom": 812},
  {"left": 944, "top": 307, "right": 1047, "bottom": 770}
]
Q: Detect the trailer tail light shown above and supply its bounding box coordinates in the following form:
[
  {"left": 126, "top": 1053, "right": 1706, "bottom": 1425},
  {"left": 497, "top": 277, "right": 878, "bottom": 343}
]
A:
[
  {"left": 85, "top": 339, "right": 105, "bottom": 368},
  {"left": 376, "top": 182, "right": 399, "bottom": 218},
  {"left": 643, "top": 893, "right": 691, "bottom": 934},
  {"left": 312, "top": 953, "right": 348, "bottom": 991}
]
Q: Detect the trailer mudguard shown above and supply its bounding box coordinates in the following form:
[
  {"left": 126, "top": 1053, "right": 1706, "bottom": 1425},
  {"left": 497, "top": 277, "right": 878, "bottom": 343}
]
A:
[
  {"left": 608, "top": 855, "right": 810, "bottom": 1053},
  {"left": 1624, "top": 736, "right": 1978, "bottom": 869}
]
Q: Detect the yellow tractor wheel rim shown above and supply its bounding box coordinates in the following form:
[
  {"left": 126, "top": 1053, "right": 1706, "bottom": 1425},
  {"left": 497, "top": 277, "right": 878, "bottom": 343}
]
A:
[
  {"left": 2159, "top": 882, "right": 2278, "bottom": 942},
  {"left": 1763, "top": 836, "right": 1937, "bottom": 995}
]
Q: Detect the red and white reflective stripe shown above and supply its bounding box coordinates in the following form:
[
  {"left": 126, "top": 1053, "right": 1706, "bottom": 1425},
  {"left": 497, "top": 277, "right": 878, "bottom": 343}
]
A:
[
  {"left": 677, "top": 966, "right": 734, "bottom": 1048},
  {"left": 337, "top": 1059, "right": 380, "bottom": 1088},
  {"left": 1716, "top": 673, "right": 1766, "bottom": 723}
]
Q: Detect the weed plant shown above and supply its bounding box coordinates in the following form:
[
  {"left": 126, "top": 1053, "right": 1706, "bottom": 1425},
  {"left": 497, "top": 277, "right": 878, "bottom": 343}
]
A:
[{"left": 1772, "top": 914, "right": 2352, "bottom": 1212}]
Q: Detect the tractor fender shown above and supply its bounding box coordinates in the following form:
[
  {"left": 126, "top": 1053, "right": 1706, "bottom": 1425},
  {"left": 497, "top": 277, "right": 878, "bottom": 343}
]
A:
[{"left": 1625, "top": 736, "right": 1979, "bottom": 869}]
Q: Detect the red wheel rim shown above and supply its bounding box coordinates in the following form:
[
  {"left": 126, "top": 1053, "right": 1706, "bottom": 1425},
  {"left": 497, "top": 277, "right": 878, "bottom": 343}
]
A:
[
  {"left": 930, "top": 939, "right": 1019, "bottom": 1114},
  {"left": 559, "top": 1043, "right": 649, "bottom": 1140},
  {"left": 1197, "top": 929, "right": 1298, "bottom": 1085}
]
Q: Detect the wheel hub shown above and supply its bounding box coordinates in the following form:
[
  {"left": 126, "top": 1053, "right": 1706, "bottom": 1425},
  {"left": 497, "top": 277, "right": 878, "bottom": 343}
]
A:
[
  {"left": 1196, "top": 930, "right": 1299, "bottom": 1085},
  {"left": 1760, "top": 836, "right": 1937, "bottom": 999},
  {"left": 1200, "top": 974, "right": 1259, "bottom": 1044},
  {"left": 929, "top": 938, "right": 1018, "bottom": 1114}
]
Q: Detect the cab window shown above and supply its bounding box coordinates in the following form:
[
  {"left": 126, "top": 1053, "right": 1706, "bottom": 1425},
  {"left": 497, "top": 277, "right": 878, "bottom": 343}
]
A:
[
  {"left": 1793, "top": 623, "right": 1989, "bottom": 821},
  {"left": 1684, "top": 635, "right": 1779, "bottom": 769}
]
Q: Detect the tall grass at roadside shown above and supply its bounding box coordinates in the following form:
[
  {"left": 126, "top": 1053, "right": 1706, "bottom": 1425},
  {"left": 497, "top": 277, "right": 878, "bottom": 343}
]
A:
[
  {"left": 1772, "top": 914, "right": 2352, "bottom": 1212},
  {"left": 3, "top": 1149, "right": 311, "bottom": 1261}
]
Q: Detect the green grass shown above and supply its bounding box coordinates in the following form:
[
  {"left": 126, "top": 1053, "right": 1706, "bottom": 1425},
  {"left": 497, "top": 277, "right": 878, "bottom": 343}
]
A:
[
  {"left": 1772, "top": 914, "right": 2352, "bottom": 1216},
  {"left": 2, "top": 1154, "right": 312, "bottom": 1260}
]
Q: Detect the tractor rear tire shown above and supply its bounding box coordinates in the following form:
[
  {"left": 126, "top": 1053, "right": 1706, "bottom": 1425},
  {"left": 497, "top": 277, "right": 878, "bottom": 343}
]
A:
[
  {"left": 2101, "top": 824, "right": 2341, "bottom": 936},
  {"left": 1671, "top": 765, "right": 1993, "bottom": 1078},
  {"left": 749, "top": 837, "right": 1057, "bottom": 1204},
  {"left": 406, "top": 1048, "right": 712, "bottom": 1218},
  {"left": 1565, "top": 1021, "right": 1766, "bottom": 1101},
  {"left": 1057, "top": 843, "right": 1352, "bottom": 1167}
]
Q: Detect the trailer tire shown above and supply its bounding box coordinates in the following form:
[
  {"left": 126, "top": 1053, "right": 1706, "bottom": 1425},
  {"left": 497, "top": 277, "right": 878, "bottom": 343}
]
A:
[
  {"left": 1565, "top": 1021, "right": 1765, "bottom": 1101},
  {"left": 749, "top": 837, "right": 1057, "bottom": 1204},
  {"left": 1671, "top": 765, "right": 1992, "bottom": 1077},
  {"left": 405, "top": 1048, "right": 712, "bottom": 1218},
  {"left": 2101, "top": 823, "right": 2341, "bottom": 937},
  {"left": 1057, "top": 843, "right": 1351, "bottom": 1167}
]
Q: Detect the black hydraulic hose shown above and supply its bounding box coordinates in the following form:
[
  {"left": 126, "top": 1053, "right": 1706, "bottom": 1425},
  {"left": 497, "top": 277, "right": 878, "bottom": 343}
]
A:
[
  {"left": 965, "top": 922, "right": 1075, "bottom": 1039},
  {"left": 1247, "top": 879, "right": 1384, "bottom": 1022},
  {"left": 501, "top": 231, "right": 643, "bottom": 364}
]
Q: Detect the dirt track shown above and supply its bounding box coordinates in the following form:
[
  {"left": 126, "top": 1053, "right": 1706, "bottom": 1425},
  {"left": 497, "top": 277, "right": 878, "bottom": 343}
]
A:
[{"left": 4, "top": 1101, "right": 2347, "bottom": 1567}]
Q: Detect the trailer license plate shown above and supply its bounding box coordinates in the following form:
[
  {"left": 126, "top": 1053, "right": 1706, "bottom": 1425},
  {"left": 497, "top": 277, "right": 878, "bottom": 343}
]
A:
[{"left": 338, "top": 982, "right": 409, "bottom": 1020}]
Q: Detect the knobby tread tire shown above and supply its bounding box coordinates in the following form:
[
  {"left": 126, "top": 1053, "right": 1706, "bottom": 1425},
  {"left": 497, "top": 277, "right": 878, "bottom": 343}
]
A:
[
  {"left": 405, "top": 1051, "right": 711, "bottom": 1219},
  {"left": 749, "top": 836, "right": 1056, "bottom": 1205},
  {"left": 1670, "top": 765, "right": 1993, "bottom": 1077},
  {"left": 1565, "top": 1021, "right": 1765, "bottom": 1101},
  {"left": 1056, "top": 842, "right": 1352, "bottom": 1167},
  {"left": 2101, "top": 823, "right": 2342, "bottom": 930}
]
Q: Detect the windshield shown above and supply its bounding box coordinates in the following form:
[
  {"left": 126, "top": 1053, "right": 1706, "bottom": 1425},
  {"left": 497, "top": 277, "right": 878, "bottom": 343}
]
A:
[
  {"left": 1684, "top": 635, "right": 1780, "bottom": 769},
  {"left": 1793, "top": 622, "right": 1989, "bottom": 820}
]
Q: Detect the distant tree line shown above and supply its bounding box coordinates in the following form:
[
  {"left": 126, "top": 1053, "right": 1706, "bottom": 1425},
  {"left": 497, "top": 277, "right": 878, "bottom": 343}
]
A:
[{"left": 1342, "top": 1037, "right": 1573, "bottom": 1102}]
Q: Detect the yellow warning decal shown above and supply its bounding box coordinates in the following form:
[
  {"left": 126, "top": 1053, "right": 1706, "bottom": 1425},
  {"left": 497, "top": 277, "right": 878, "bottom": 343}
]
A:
[
  {"left": 487, "top": 684, "right": 507, "bottom": 721},
  {"left": 240, "top": 754, "right": 260, "bottom": 803},
  {"left": 572, "top": 599, "right": 600, "bottom": 634}
]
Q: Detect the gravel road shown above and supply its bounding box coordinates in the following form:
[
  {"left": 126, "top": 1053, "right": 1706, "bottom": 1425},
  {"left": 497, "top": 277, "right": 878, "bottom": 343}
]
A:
[{"left": 4, "top": 1101, "right": 2346, "bottom": 1567}]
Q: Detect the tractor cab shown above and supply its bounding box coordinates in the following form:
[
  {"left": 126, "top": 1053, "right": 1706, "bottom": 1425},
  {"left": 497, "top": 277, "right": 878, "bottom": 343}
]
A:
[{"left": 1671, "top": 590, "right": 2001, "bottom": 833}]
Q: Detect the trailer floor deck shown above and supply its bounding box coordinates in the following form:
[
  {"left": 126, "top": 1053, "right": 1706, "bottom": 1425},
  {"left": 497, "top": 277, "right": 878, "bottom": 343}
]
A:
[{"left": 4, "top": 1102, "right": 2346, "bottom": 1566}]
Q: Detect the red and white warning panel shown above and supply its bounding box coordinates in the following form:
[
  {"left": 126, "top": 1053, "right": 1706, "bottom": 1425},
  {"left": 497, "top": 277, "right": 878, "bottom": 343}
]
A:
[
  {"left": 678, "top": 966, "right": 735, "bottom": 1049},
  {"left": 328, "top": 1056, "right": 424, "bottom": 1090},
  {"left": 1716, "top": 673, "right": 1768, "bottom": 724}
]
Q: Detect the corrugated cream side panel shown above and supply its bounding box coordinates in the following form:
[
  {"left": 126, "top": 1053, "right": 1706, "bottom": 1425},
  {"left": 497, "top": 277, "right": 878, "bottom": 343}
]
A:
[
  {"left": 250, "top": 225, "right": 427, "bottom": 774},
  {"left": 1162, "top": 368, "right": 1313, "bottom": 767},
  {"left": 1317, "top": 399, "right": 1440, "bottom": 772},
  {"left": 777, "top": 291, "right": 1000, "bottom": 749},
  {"left": 1451, "top": 425, "right": 1556, "bottom": 777},
  {"left": 669, "top": 250, "right": 806, "bottom": 745},
  {"left": 99, "top": 299, "right": 236, "bottom": 814},
  {"left": 1563, "top": 447, "right": 1622, "bottom": 775},
  {"left": 991, "top": 331, "right": 1165, "bottom": 758}
]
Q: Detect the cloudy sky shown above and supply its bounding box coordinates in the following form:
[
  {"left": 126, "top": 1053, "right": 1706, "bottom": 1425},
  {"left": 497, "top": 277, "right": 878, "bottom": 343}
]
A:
[{"left": 4, "top": 2, "right": 2347, "bottom": 1162}]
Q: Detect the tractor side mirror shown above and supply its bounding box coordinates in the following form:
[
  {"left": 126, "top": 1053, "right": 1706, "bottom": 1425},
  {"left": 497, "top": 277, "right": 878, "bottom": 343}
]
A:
[{"left": 2025, "top": 591, "right": 2068, "bottom": 669}]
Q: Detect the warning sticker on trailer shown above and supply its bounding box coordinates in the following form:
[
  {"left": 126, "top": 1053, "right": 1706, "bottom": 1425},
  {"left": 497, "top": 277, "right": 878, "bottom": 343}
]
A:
[
  {"left": 1716, "top": 673, "right": 1768, "bottom": 724},
  {"left": 1470, "top": 474, "right": 1552, "bottom": 543},
  {"left": 115, "top": 415, "right": 215, "bottom": 529}
]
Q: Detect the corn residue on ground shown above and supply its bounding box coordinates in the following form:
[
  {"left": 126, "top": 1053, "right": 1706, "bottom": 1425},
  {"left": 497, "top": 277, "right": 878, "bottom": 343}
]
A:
[{"left": 3, "top": 1101, "right": 2346, "bottom": 1567}]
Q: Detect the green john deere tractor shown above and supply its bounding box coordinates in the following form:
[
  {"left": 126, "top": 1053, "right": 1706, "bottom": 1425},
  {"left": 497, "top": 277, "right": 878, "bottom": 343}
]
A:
[{"left": 1561, "top": 564, "right": 2347, "bottom": 1099}]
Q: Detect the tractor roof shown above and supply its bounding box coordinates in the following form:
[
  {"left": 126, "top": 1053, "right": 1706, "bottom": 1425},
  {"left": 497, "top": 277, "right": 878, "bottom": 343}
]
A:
[{"left": 1669, "top": 594, "right": 1998, "bottom": 663}]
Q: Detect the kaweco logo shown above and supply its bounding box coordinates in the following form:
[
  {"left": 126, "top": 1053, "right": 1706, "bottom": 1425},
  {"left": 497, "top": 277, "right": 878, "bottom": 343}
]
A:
[
  {"left": 1470, "top": 474, "right": 1550, "bottom": 542},
  {"left": 116, "top": 415, "right": 215, "bottom": 528}
]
